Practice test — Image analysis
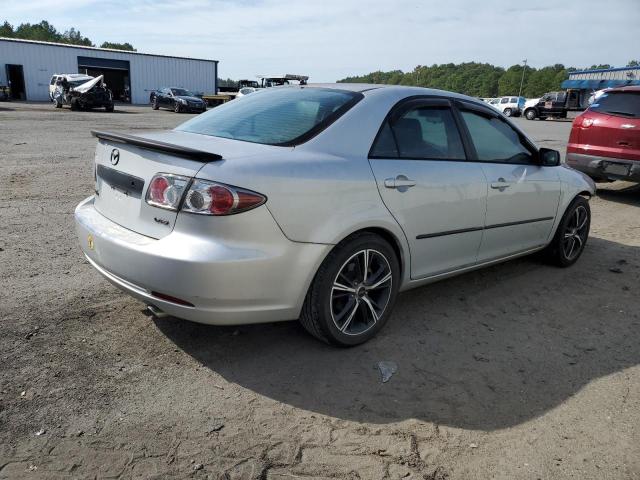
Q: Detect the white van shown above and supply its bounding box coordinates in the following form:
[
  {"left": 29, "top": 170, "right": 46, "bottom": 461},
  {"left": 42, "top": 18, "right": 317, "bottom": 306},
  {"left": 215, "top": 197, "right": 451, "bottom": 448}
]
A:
[{"left": 49, "top": 74, "right": 94, "bottom": 101}]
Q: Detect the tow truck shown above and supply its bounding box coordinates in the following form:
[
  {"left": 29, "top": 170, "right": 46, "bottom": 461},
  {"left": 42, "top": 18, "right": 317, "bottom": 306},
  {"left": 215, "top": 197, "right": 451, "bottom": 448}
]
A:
[
  {"left": 523, "top": 89, "right": 583, "bottom": 120},
  {"left": 201, "top": 74, "right": 309, "bottom": 107}
]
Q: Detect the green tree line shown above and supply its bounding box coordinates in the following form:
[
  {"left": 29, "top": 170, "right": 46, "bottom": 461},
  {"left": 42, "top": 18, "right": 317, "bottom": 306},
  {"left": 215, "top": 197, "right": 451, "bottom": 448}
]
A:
[
  {"left": 339, "top": 61, "right": 640, "bottom": 98},
  {"left": 0, "top": 20, "right": 136, "bottom": 51}
]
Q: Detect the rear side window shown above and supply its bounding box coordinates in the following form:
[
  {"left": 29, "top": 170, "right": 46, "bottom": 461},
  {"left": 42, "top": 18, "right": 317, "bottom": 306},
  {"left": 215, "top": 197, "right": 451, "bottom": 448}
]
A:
[
  {"left": 501, "top": 98, "right": 509, "bottom": 104},
  {"left": 177, "top": 87, "right": 361, "bottom": 146},
  {"left": 371, "top": 106, "right": 466, "bottom": 160},
  {"left": 590, "top": 91, "right": 640, "bottom": 117},
  {"left": 461, "top": 111, "right": 533, "bottom": 164}
]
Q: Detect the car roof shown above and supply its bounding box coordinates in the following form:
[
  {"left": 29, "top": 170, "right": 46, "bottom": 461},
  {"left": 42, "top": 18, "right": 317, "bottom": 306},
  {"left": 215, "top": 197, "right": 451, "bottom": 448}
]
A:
[
  {"left": 607, "top": 85, "right": 640, "bottom": 93},
  {"left": 305, "top": 83, "right": 486, "bottom": 104},
  {"left": 54, "top": 73, "right": 93, "bottom": 79}
]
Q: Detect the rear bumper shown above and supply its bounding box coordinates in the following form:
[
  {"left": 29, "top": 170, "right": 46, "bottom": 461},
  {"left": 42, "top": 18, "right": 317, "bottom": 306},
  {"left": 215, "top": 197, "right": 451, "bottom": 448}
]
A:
[
  {"left": 566, "top": 152, "right": 640, "bottom": 182},
  {"left": 75, "top": 196, "right": 331, "bottom": 325}
]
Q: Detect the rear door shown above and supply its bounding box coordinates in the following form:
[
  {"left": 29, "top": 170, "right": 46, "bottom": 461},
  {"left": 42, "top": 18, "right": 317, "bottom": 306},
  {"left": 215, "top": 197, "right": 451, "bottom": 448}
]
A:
[
  {"left": 588, "top": 90, "right": 640, "bottom": 161},
  {"left": 368, "top": 98, "right": 487, "bottom": 279},
  {"left": 159, "top": 88, "right": 171, "bottom": 107},
  {"left": 456, "top": 101, "right": 561, "bottom": 261}
]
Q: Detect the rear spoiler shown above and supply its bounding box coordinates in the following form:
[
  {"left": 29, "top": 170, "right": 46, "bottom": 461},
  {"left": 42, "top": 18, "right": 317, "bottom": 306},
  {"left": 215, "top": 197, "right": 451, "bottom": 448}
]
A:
[{"left": 91, "top": 130, "right": 222, "bottom": 162}]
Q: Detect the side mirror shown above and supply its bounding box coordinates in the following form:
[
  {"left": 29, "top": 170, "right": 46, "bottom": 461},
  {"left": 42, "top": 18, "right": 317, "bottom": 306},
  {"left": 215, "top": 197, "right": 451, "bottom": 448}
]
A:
[{"left": 539, "top": 148, "right": 561, "bottom": 166}]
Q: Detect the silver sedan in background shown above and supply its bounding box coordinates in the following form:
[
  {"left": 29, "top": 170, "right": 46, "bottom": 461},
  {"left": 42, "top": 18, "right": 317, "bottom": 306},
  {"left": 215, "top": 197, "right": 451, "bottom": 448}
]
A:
[{"left": 75, "top": 84, "right": 595, "bottom": 346}]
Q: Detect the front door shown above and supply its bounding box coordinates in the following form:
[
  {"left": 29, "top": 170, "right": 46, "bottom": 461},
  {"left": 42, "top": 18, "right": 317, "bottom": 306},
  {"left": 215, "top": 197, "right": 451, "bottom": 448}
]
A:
[
  {"left": 368, "top": 98, "right": 488, "bottom": 279},
  {"left": 457, "top": 104, "right": 561, "bottom": 262}
]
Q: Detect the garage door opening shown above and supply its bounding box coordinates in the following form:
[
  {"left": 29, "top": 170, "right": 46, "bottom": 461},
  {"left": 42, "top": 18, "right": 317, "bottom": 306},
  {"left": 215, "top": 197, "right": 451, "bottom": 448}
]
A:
[
  {"left": 6, "top": 64, "right": 26, "bottom": 100},
  {"left": 78, "top": 56, "right": 131, "bottom": 103}
]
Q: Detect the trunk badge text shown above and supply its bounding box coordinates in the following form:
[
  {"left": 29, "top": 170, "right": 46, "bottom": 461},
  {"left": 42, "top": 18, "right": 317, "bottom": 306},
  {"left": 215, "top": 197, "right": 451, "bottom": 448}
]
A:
[
  {"left": 110, "top": 148, "right": 120, "bottom": 165},
  {"left": 154, "top": 217, "right": 170, "bottom": 226},
  {"left": 87, "top": 234, "right": 94, "bottom": 250}
]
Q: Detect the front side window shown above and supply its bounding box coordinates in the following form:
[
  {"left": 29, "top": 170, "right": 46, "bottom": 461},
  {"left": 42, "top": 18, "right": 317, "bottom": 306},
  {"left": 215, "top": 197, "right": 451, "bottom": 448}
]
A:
[
  {"left": 177, "top": 87, "right": 360, "bottom": 146},
  {"left": 371, "top": 106, "right": 465, "bottom": 160},
  {"left": 590, "top": 91, "right": 640, "bottom": 117},
  {"left": 171, "top": 88, "right": 194, "bottom": 97},
  {"left": 461, "top": 111, "right": 533, "bottom": 164},
  {"left": 500, "top": 98, "right": 509, "bottom": 104}
]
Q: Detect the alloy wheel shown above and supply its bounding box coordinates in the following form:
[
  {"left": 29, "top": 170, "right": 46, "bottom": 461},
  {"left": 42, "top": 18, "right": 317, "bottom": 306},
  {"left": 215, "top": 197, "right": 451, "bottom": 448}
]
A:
[
  {"left": 330, "top": 249, "right": 393, "bottom": 336},
  {"left": 562, "top": 205, "right": 589, "bottom": 261}
]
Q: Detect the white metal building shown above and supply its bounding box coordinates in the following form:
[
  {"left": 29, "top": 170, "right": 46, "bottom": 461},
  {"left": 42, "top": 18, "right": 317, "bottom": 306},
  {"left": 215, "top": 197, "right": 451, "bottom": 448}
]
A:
[{"left": 0, "top": 37, "right": 218, "bottom": 104}]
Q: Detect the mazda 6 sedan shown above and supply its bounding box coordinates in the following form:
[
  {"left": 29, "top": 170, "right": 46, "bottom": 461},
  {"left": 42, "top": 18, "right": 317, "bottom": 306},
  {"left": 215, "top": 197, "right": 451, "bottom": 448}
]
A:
[{"left": 75, "top": 84, "right": 595, "bottom": 346}]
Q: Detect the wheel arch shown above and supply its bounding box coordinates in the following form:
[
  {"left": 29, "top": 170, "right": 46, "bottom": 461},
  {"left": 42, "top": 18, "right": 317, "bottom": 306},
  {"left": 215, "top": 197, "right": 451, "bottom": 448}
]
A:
[
  {"left": 329, "top": 225, "right": 409, "bottom": 283},
  {"left": 578, "top": 190, "right": 593, "bottom": 198}
]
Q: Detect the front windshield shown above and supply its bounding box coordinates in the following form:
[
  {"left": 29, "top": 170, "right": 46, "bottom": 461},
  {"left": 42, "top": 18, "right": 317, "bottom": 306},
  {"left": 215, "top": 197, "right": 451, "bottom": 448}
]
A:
[
  {"left": 171, "top": 88, "right": 194, "bottom": 97},
  {"left": 69, "top": 79, "right": 92, "bottom": 88},
  {"left": 176, "top": 87, "right": 361, "bottom": 145}
]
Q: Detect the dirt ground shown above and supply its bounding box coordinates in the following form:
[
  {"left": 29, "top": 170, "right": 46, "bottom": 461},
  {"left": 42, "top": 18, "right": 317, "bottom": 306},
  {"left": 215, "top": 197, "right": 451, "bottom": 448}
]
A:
[{"left": 0, "top": 102, "right": 639, "bottom": 480}]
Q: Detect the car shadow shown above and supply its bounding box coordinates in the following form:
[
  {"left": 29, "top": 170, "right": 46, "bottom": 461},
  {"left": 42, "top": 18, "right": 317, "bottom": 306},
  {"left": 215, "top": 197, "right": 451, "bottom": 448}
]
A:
[
  {"left": 596, "top": 182, "right": 640, "bottom": 207},
  {"left": 154, "top": 237, "right": 639, "bottom": 431}
]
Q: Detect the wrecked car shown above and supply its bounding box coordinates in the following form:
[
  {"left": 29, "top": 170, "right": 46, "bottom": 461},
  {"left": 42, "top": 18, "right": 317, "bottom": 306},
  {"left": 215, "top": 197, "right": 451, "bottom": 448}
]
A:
[{"left": 53, "top": 75, "right": 114, "bottom": 112}]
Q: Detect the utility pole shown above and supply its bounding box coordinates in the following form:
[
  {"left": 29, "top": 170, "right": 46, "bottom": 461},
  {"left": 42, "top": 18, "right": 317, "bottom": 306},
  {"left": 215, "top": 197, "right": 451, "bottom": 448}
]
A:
[{"left": 518, "top": 59, "right": 528, "bottom": 97}]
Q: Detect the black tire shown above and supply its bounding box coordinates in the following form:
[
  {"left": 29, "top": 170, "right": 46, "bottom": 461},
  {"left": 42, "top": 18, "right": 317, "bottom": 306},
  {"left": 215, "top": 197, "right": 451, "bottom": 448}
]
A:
[
  {"left": 503, "top": 108, "right": 513, "bottom": 117},
  {"left": 54, "top": 101, "right": 62, "bottom": 109},
  {"left": 299, "top": 232, "right": 401, "bottom": 346},
  {"left": 105, "top": 104, "right": 114, "bottom": 112},
  {"left": 174, "top": 102, "right": 181, "bottom": 113},
  {"left": 525, "top": 109, "right": 537, "bottom": 120},
  {"left": 152, "top": 98, "right": 159, "bottom": 110},
  {"left": 542, "top": 196, "right": 590, "bottom": 267},
  {"left": 70, "top": 99, "right": 79, "bottom": 111}
]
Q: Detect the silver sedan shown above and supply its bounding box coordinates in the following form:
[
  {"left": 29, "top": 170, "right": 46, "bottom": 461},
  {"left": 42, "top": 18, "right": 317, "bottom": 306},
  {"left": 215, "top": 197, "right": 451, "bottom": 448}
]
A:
[{"left": 75, "top": 84, "right": 595, "bottom": 346}]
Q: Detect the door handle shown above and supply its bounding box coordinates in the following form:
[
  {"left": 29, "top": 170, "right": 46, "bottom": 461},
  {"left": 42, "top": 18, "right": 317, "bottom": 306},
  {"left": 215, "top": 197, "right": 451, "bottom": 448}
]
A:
[
  {"left": 490, "top": 177, "right": 511, "bottom": 191},
  {"left": 384, "top": 175, "right": 416, "bottom": 189},
  {"left": 617, "top": 141, "right": 630, "bottom": 146}
]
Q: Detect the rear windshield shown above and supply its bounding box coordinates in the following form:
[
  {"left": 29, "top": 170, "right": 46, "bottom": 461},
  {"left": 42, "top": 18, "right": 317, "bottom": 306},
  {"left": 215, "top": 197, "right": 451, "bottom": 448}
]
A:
[
  {"left": 176, "top": 87, "right": 361, "bottom": 146},
  {"left": 590, "top": 91, "right": 640, "bottom": 117}
]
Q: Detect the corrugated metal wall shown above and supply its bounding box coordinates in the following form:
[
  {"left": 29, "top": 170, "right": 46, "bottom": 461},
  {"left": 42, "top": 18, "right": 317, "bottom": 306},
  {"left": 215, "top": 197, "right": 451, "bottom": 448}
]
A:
[
  {"left": 0, "top": 39, "right": 217, "bottom": 104},
  {"left": 568, "top": 68, "right": 640, "bottom": 81}
]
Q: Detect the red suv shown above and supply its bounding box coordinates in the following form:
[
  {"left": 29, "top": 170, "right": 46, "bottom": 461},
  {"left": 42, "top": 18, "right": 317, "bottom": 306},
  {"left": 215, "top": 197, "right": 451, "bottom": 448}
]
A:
[{"left": 566, "top": 86, "right": 640, "bottom": 183}]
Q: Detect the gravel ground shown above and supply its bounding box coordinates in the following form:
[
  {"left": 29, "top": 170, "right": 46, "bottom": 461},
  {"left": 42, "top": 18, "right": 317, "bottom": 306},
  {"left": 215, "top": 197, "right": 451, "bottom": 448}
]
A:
[{"left": 0, "top": 102, "right": 639, "bottom": 480}]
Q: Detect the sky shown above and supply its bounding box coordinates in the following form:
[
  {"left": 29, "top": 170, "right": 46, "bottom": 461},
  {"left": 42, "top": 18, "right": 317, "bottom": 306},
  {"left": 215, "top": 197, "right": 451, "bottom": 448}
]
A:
[{"left": 3, "top": 0, "right": 640, "bottom": 82}]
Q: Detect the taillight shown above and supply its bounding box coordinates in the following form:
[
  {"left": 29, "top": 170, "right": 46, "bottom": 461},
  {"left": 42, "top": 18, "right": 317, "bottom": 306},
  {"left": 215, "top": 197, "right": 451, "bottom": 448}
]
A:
[
  {"left": 182, "top": 179, "right": 266, "bottom": 216},
  {"left": 145, "top": 174, "right": 189, "bottom": 210},
  {"left": 582, "top": 118, "right": 595, "bottom": 128}
]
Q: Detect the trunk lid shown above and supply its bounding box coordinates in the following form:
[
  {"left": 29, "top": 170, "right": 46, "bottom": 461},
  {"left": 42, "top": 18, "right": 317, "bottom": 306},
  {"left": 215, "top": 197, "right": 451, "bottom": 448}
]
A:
[
  {"left": 578, "top": 111, "right": 640, "bottom": 161},
  {"left": 584, "top": 90, "right": 640, "bottom": 161},
  {"left": 93, "top": 130, "right": 275, "bottom": 239}
]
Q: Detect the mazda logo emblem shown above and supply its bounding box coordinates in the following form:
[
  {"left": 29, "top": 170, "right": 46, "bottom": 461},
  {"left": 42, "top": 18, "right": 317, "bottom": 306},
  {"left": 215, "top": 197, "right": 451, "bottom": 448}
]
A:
[{"left": 110, "top": 148, "right": 120, "bottom": 166}]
